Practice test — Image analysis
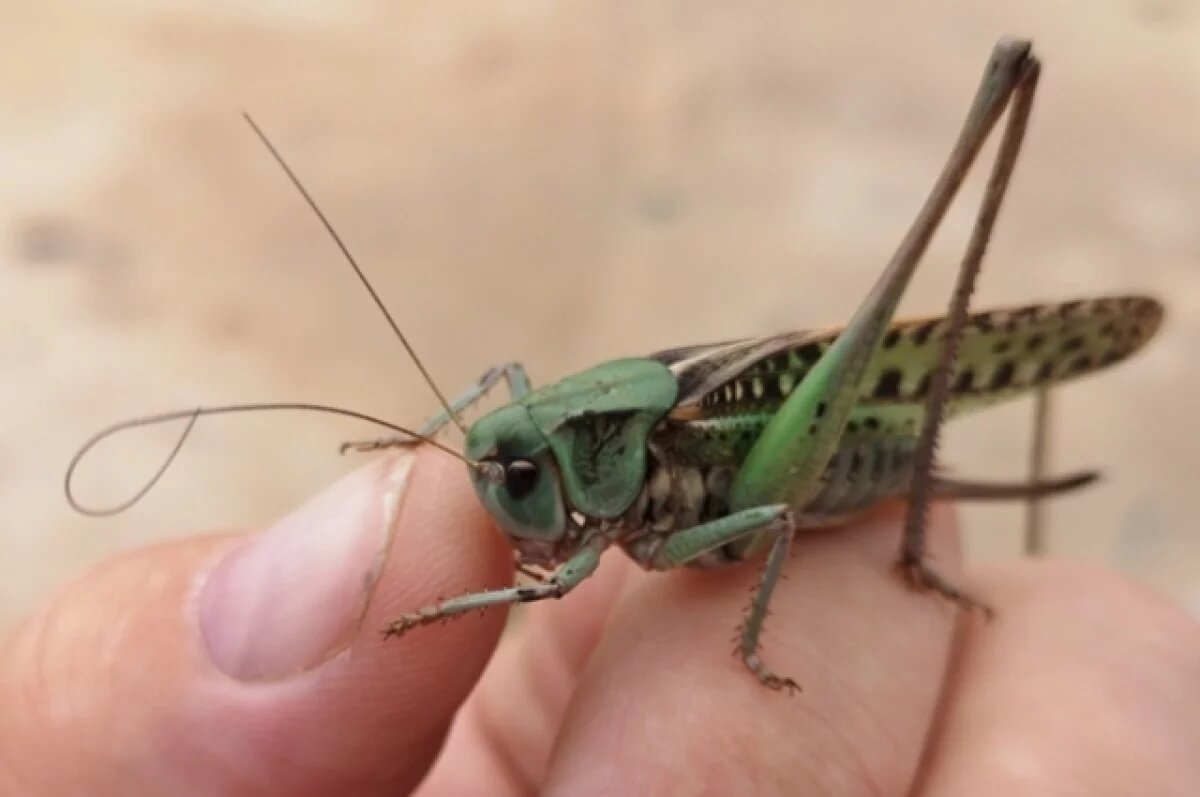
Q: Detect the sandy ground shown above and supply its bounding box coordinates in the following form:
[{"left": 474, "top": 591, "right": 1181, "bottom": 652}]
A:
[{"left": 1, "top": 1, "right": 1197, "bottom": 630}]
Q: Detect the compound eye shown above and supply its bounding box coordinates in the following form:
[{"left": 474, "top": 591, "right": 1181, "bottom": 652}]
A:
[{"left": 504, "top": 459, "right": 540, "bottom": 500}]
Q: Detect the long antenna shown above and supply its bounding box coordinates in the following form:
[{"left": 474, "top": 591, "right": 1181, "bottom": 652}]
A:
[
  {"left": 64, "top": 403, "right": 485, "bottom": 517},
  {"left": 241, "top": 112, "right": 467, "bottom": 435}
]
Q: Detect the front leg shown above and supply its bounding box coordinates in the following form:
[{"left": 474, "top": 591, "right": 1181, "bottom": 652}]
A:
[
  {"left": 343, "top": 362, "right": 532, "bottom": 454},
  {"left": 382, "top": 538, "right": 602, "bottom": 638}
]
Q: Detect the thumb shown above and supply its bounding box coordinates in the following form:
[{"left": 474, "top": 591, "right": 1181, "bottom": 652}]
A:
[{"left": 0, "top": 449, "right": 512, "bottom": 796}]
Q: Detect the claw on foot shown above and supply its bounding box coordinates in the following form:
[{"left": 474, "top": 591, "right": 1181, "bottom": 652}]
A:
[
  {"left": 381, "top": 607, "right": 439, "bottom": 640},
  {"left": 381, "top": 617, "right": 416, "bottom": 639},
  {"left": 760, "top": 672, "right": 801, "bottom": 695},
  {"left": 743, "top": 651, "right": 802, "bottom": 695},
  {"left": 896, "top": 559, "right": 995, "bottom": 619}
]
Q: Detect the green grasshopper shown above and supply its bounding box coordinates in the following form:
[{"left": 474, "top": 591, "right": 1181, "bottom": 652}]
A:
[{"left": 66, "top": 39, "right": 1163, "bottom": 692}]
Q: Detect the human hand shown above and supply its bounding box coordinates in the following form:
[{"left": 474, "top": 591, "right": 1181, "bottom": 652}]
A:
[{"left": 3, "top": 449, "right": 1197, "bottom": 795}]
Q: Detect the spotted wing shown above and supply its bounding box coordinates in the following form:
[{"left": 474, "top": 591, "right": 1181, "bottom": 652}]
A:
[{"left": 657, "top": 296, "right": 1163, "bottom": 437}]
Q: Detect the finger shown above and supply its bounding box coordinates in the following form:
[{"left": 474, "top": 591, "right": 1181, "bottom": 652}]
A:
[
  {"left": 0, "top": 449, "right": 512, "bottom": 797},
  {"left": 915, "top": 560, "right": 1200, "bottom": 796},
  {"left": 545, "top": 502, "right": 966, "bottom": 796}
]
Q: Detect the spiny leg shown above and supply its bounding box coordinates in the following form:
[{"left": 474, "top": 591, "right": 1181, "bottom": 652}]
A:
[
  {"left": 899, "top": 45, "right": 1041, "bottom": 614},
  {"left": 722, "top": 41, "right": 1040, "bottom": 680},
  {"left": 382, "top": 537, "right": 602, "bottom": 638},
  {"left": 650, "top": 504, "right": 797, "bottom": 691},
  {"left": 342, "top": 362, "right": 531, "bottom": 454},
  {"left": 736, "top": 520, "right": 798, "bottom": 693}
]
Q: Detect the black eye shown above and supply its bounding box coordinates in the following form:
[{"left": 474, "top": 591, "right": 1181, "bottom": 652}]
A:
[{"left": 504, "top": 459, "right": 540, "bottom": 499}]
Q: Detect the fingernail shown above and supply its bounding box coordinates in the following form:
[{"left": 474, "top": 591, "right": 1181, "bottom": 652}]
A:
[{"left": 198, "top": 453, "right": 415, "bottom": 680}]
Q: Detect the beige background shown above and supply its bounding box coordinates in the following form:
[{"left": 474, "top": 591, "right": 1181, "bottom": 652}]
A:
[{"left": 1, "top": 1, "right": 1197, "bottom": 630}]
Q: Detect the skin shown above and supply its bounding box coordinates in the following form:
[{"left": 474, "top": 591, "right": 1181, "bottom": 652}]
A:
[{"left": 2, "top": 448, "right": 1198, "bottom": 795}]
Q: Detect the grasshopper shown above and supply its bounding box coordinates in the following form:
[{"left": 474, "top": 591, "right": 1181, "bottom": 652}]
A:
[{"left": 66, "top": 38, "right": 1163, "bottom": 692}]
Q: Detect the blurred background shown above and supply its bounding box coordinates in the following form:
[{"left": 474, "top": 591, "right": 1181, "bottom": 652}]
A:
[{"left": 1, "top": 1, "right": 1197, "bottom": 631}]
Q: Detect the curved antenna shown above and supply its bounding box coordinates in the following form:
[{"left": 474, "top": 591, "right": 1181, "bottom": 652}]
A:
[
  {"left": 241, "top": 112, "right": 467, "bottom": 435},
  {"left": 65, "top": 403, "right": 482, "bottom": 517}
]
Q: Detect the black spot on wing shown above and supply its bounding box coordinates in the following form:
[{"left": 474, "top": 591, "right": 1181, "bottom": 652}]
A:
[
  {"left": 989, "top": 361, "right": 1016, "bottom": 390},
  {"left": 972, "top": 314, "right": 996, "bottom": 334},
  {"left": 796, "top": 342, "right": 823, "bottom": 364},
  {"left": 874, "top": 369, "right": 903, "bottom": 399},
  {"left": 1060, "top": 335, "right": 1085, "bottom": 354},
  {"left": 1058, "top": 300, "right": 1082, "bottom": 318},
  {"left": 911, "top": 320, "right": 939, "bottom": 346},
  {"left": 913, "top": 371, "right": 932, "bottom": 399}
]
